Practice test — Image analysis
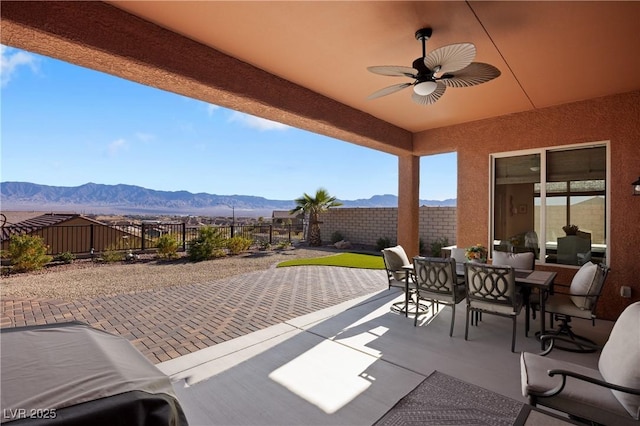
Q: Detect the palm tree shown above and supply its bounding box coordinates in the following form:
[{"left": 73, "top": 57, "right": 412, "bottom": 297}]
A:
[{"left": 290, "top": 188, "right": 342, "bottom": 246}]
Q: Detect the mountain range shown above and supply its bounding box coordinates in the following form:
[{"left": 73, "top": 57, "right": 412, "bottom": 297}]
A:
[{"left": 0, "top": 182, "right": 456, "bottom": 216}]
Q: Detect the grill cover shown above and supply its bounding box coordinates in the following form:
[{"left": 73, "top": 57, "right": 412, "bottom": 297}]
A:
[{"left": 1, "top": 322, "right": 188, "bottom": 425}]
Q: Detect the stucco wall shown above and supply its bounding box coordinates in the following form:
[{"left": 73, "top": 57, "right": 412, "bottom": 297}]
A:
[
  {"left": 414, "top": 90, "right": 640, "bottom": 320},
  {"left": 319, "top": 207, "right": 456, "bottom": 253}
]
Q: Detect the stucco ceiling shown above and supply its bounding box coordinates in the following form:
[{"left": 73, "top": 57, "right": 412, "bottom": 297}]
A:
[{"left": 105, "top": 1, "right": 640, "bottom": 133}]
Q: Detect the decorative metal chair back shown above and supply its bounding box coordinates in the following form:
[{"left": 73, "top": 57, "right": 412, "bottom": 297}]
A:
[
  {"left": 414, "top": 257, "right": 457, "bottom": 296},
  {"left": 465, "top": 263, "right": 516, "bottom": 307}
]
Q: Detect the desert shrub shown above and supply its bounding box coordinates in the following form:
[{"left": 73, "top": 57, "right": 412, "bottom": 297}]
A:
[
  {"left": 54, "top": 251, "right": 75, "bottom": 264},
  {"left": 257, "top": 239, "right": 272, "bottom": 251},
  {"left": 375, "top": 237, "right": 392, "bottom": 251},
  {"left": 101, "top": 247, "right": 125, "bottom": 263},
  {"left": 419, "top": 238, "right": 426, "bottom": 255},
  {"left": 330, "top": 231, "right": 345, "bottom": 244},
  {"left": 430, "top": 237, "right": 449, "bottom": 257},
  {"left": 157, "top": 234, "right": 180, "bottom": 259},
  {"left": 212, "top": 248, "right": 227, "bottom": 258},
  {"left": 188, "top": 226, "right": 226, "bottom": 261},
  {"left": 226, "top": 236, "right": 253, "bottom": 255},
  {"left": 276, "top": 240, "right": 291, "bottom": 250},
  {"left": 7, "top": 235, "right": 52, "bottom": 272}
]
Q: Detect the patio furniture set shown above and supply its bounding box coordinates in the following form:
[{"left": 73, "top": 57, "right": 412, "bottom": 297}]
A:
[
  {"left": 381, "top": 245, "right": 558, "bottom": 352},
  {"left": 382, "top": 244, "right": 639, "bottom": 425}
]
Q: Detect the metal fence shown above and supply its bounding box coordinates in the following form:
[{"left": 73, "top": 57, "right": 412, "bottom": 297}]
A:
[{"left": 2, "top": 223, "right": 304, "bottom": 256}]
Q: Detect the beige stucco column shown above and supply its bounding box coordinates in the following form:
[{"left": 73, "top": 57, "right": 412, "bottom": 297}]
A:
[{"left": 397, "top": 155, "right": 420, "bottom": 258}]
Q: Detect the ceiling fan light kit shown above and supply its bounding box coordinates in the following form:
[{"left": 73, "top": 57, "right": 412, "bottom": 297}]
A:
[
  {"left": 413, "top": 81, "right": 437, "bottom": 96},
  {"left": 367, "top": 27, "right": 500, "bottom": 105}
]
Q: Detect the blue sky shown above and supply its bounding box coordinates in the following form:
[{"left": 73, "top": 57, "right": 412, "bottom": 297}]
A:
[{"left": 1, "top": 45, "right": 457, "bottom": 201}]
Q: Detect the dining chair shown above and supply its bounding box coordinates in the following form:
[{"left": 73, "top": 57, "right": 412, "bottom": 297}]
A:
[
  {"left": 492, "top": 250, "right": 536, "bottom": 336},
  {"left": 412, "top": 257, "right": 466, "bottom": 336},
  {"left": 449, "top": 247, "right": 468, "bottom": 276},
  {"left": 381, "top": 245, "right": 418, "bottom": 316},
  {"left": 492, "top": 250, "right": 535, "bottom": 270},
  {"left": 464, "top": 263, "right": 523, "bottom": 352},
  {"left": 542, "top": 261, "right": 610, "bottom": 352}
]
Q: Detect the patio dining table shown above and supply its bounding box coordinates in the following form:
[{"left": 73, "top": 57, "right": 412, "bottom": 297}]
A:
[{"left": 514, "top": 269, "right": 557, "bottom": 349}]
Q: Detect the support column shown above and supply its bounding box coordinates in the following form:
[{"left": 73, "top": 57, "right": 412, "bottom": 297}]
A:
[{"left": 397, "top": 155, "right": 420, "bottom": 258}]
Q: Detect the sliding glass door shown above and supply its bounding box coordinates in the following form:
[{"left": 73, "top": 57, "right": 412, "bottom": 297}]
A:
[{"left": 492, "top": 143, "right": 607, "bottom": 266}]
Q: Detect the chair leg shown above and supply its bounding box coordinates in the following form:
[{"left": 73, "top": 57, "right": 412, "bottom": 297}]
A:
[
  {"left": 449, "top": 304, "right": 455, "bottom": 337},
  {"left": 472, "top": 311, "right": 481, "bottom": 326},
  {"left": 405, "top": 289, "right": 409, "bottom": 318},
  {"left": 414, "top": 295, "right": 419, "bottom": 327},
  {"left": 464, "top": 307, "right": 470, "bottom": 341},
  {"left": 522, "top": 288, "right": 531, "bottom": 338},
  {"left": 511, "top": 316, "right": 517, "bottom": 353}
]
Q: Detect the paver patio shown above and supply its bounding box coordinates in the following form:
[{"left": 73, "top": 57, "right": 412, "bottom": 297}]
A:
[{"left": 1, "top": 266, "right": 388, "bottom": 363}]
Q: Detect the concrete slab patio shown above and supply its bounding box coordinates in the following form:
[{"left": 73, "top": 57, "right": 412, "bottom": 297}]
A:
[
  {"left": 1, "top": 266, "right": 388, "bottom": 363},
  {"left": 157, "top": 286, "right": 613, "bottom": 425}
]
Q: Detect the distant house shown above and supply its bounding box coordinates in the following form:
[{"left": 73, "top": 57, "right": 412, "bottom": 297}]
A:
[
  {"left": 271, "top": 210, "right": 304, "bottom": 226},
  {"left": 1, "top": 213, "right": 142, "bottom": 255}
]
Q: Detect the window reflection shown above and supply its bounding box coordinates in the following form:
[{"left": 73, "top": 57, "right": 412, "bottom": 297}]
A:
[
  {"left": 493, "top": 145, "right": 607, "bottom": 266},
  {"left": 493, "top": 153, "right": 540, "bottom": 258}
]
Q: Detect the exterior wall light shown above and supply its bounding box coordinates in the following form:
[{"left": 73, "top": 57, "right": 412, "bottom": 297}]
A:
[{"left": 633, "top": 177, "right": 640, "bottom": 196}]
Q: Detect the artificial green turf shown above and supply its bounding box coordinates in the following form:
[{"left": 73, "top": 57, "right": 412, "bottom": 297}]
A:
[{"left": 277, "top": 252, "right": 385, "bottom": 269}]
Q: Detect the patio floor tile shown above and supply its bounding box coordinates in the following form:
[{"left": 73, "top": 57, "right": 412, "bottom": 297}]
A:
[{"left": 1, "top": 266, "right": 387, "bottom": 364}]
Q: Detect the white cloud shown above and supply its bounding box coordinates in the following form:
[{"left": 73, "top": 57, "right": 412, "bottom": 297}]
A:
[
  {"left": 1, "top": 45, "right": 39, "bottom": 87},
  {"left": 107, "top": 138, "right": 128, "bottom": 156},
  {"left": 228, "top": 111, "right": 289, "bottom": 131}
]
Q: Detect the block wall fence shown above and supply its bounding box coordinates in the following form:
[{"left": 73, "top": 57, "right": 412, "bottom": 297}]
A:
[{"left": 318, "top": 207, "right": 457, "bottom": 252}]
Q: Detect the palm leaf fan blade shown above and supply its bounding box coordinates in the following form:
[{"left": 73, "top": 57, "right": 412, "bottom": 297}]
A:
[
  {"left": 424, "top": 43, "right": 476, "bottom": 74},
  {"left": 367, "top": 83, "right": 412, "bottom": 100},
  {"left": 367, "top": 66, "right": 417, "bottom": 78},
  {"left": 439, "top": 63, "right": 501, "bottom": 88}
]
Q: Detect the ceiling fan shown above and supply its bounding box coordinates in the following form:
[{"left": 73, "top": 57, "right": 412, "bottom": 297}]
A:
[{"left": 367, "top": 28, "right": 501, "bottom": 105}]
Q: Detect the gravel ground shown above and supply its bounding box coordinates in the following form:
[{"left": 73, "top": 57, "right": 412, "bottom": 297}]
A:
[{"left": 1, "top": 246, "right": 337, "bottom": 301}]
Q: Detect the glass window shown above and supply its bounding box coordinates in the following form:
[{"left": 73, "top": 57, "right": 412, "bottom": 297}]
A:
[{"left": 492, "top": 144, "right": 607, "bottom": 266}]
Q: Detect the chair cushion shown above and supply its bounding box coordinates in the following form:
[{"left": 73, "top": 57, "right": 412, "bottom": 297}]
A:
[
  {"left": 544, "top": 294, "right": 595, "bottom": 320},
  {"left": 598, "top": 301, "right": 640, "bottom": 420},
  {"left": 383, "top": 245, "right": 410, "bottom": 281},
  {"left": 521, "top": 352, "right": 632, "bottom": 424},
  {"left": 569, "top": 261, "right": 598, "bottom": 309},
  {"left": 469, "top": 298, "right": 522, "bottom": 315},
  {"left": 492, "top": 251, "right": 534, "bottom": 270}
]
